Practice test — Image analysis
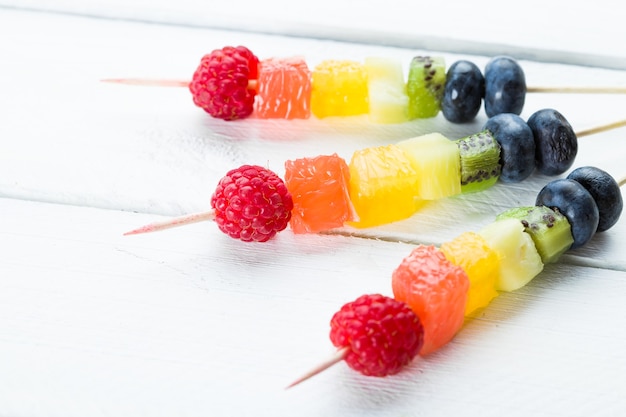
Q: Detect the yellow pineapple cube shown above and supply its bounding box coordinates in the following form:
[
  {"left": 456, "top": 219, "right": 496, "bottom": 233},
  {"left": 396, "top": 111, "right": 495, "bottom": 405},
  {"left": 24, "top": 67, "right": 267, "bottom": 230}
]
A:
[
  {"left": 348, "top": 144, "right": 422, "bottom": 228},
  {"left": 440, "top": 231, "right": 500, "bottom": 315},
  {"left": 311, "top": 60, "right": 369, "bottom": 118}
]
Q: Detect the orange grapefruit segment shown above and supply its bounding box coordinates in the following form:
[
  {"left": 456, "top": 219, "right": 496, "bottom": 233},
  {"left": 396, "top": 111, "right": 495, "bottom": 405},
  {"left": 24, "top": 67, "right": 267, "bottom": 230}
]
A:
[
  {"left": 284, "top": 153, "right": 356, "bottom": 234},
  {"left": 392, "top": 244, "right": 469, "bottom": 356},
  {"left": 255, "top": 57, "right": 311, "bottom": 119}
]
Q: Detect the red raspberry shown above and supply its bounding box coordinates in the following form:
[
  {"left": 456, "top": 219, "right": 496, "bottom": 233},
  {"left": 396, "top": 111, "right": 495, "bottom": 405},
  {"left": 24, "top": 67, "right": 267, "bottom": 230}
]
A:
[
  {"left": 189, "top": 46, "right": 259, "bottom": 121},
  {"left": 330, "top": 294, "right": 424, "bottom": 377},
  {"left": 210, "top": 165, "right": 293, "bottom": 242}
]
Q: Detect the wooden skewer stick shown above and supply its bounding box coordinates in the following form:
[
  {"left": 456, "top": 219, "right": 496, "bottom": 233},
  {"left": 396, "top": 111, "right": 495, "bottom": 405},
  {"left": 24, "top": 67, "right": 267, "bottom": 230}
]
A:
[
  {"left": 575, "top": 118, "right": 626, "bottom": 138},
  {"left": 102, "top": 78, "right": 626, "bottom": 95},
  {"left": 101, "top": 78, "right": 259, "bottom": 90},
  {"left": 285, "top": 346, "right": 349, "bottom": 390},
  {"left": 123, "top": 210, "right": 216, "bottom": 235},
  {"left": 527, "top": 86, "right": 626, "bottom": 94},
  {"left": 101, "top": 78, "right": 190, "bottom": 87}
]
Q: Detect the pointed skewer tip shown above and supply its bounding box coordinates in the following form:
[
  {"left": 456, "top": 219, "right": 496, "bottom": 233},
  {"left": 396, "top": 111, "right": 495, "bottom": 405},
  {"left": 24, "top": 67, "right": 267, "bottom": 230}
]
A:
[
  {"left": 285, "top": 346, "right": 349, "bottom": 390},
  {"left": 101, "top": 78, "right": 190, "bottom": 87},
  {"left": 123, "top": 210, "right": 217, "bottom": 236}
]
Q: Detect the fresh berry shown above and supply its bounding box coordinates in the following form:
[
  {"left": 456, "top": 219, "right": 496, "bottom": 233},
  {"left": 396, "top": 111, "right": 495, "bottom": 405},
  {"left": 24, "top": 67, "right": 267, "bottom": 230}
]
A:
[
  {"left": 527, "top": 108, "right": 578, "bottom": 176},
  {"left": 484, "top": 56, "right": 527, "bottom": 117},
  {"left": 330, "top": 294, "right": 424, "bottom": 377},
  {"left": 483, "top": 113, "right": 536, "bottom": 182},
  {"left": 210, "top": 165, "right": 293, "bottom": 242},
  {"left": 441, "top": 60, "right": 485, "bottom": 123},
  {"left": 567, "top": 166, "right": 623, "bottom": 232},
  {"left": 392, "top": 245, "right": 469, "bottom": 355},
  {"left": 189, "top": 46, "right": 259, "bottom": 121},
  {"left": 535, "top": 178, "right": 599, "bottom": 249}
]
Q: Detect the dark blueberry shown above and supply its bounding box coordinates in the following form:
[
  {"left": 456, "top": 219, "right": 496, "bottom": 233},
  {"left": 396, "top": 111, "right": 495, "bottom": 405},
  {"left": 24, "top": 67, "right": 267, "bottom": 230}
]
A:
[
  {"left": 567, "top": 166, "right": 623, "bottom": 232},
  {"left": 484, "top": 56, "right": 527, "bottom": 117},
  {"left": 527, "top": 108, "right": 578, "bottom": 176},
  {"left": 535, "top": 178, "right": 599, "bottom": 249},
  {"left": 441, "top": 60, "right": 485, "bottom": 123},
  {"left": 483, "top": 113, "right": 535, "bottom": 182}
]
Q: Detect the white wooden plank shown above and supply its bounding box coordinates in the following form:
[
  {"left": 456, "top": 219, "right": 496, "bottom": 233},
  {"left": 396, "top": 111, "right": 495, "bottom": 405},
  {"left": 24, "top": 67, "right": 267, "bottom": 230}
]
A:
[
  {"left": 1, "top": 198, "right": 626, "bottom": 416},
  {"left": 1, "top": 8, "right": 626, "bottom": 416},
  {"left": 2, "top": 9, "right": 626, "bottom": 217},
  {"left": 4, "top": 0, "right": 626, "bottom": 69}
]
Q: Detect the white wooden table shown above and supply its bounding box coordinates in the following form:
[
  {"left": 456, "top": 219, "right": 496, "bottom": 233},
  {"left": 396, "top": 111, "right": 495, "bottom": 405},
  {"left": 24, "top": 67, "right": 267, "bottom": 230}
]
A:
[{"left": 1, "top": 3, "right": 626, "bottom": 416}]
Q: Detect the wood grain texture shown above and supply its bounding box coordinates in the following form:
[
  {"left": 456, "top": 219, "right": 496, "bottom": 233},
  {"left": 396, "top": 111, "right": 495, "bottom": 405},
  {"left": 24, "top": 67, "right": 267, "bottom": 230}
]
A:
[
  {"left": 1, "top": 6, "right": 626, "bottom": 417},
  {"left": 3, "top": 0, "right": 626, "bottom": 69},
  {"left": 2, "top": 198, "right": 626, "bottom": 416}
]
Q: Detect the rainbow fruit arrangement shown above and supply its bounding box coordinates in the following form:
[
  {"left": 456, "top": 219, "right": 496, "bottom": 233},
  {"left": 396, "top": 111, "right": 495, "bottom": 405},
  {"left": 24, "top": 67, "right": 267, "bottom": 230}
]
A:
[
  {"left": 123, "top": 45, "right": 626, "bottom": 386},
  {"left": 187, "top": 45, "right": 527, "bottom": 123},
  {"left": 287, "top": 166, "right": 624, "bottom": 387},
  {"left": 285, "top": 107, "right": 583, "bottom": 233},
  {"left": 131, "top": 108, "right": 582, "bottom": 240},
  {"left": 124, "top": 107, "right": 624, "bottom": 382},
  {"left": 126, "top": 100, "right": 590, "bottom": 241}
]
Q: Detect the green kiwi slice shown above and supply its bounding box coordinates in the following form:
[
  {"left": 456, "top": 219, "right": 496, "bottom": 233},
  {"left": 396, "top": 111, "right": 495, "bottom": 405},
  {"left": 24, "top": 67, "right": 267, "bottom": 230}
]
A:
[
  {"left": 406, "top": 56, "right": 446, "bottom": 119},
  {"left": 496, "top": 206, "right": 574, "bottom": 263},
  {"left": 455, "top": 130, "right": 501, "bottom": 193}
]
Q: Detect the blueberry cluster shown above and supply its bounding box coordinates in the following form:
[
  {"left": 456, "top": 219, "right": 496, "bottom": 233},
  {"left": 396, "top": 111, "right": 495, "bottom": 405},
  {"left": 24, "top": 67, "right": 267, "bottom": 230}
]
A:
[
  {"left": 536, "top": 167, "right": 623, "bottom": 249},
  {"left": 482, "top": 109, "right": 577, "bottom": 182},
  {"left": 442, "top": 56, "right": 526, "bottom": 123}
]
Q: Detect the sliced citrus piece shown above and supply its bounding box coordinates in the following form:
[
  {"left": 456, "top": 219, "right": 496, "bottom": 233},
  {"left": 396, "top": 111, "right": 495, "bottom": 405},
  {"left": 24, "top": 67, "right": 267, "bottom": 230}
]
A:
[
  {"left": 255, "top": 57, "right": 312, "bottom": 119},
  {"left": 284, "top": 153, "right": 356, "bottom": 233},
  {"left": 392, "top": 244, "right": 469, "bottom": 356}
]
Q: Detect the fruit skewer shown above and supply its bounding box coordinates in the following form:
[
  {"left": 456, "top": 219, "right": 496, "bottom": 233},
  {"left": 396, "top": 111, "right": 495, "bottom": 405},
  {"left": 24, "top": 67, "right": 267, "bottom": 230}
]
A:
[
  {"left": 123, "top": 110, "right": 626, "bottom": 241},
  {"left": 102, "top": 46, "right": 626, "bottom": 123},
  {"left": 104, "top": 77, "right": 626, "bottom": 94},
  {"left": 286, "top": 167, "right": 625, "bottom": 389}
]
